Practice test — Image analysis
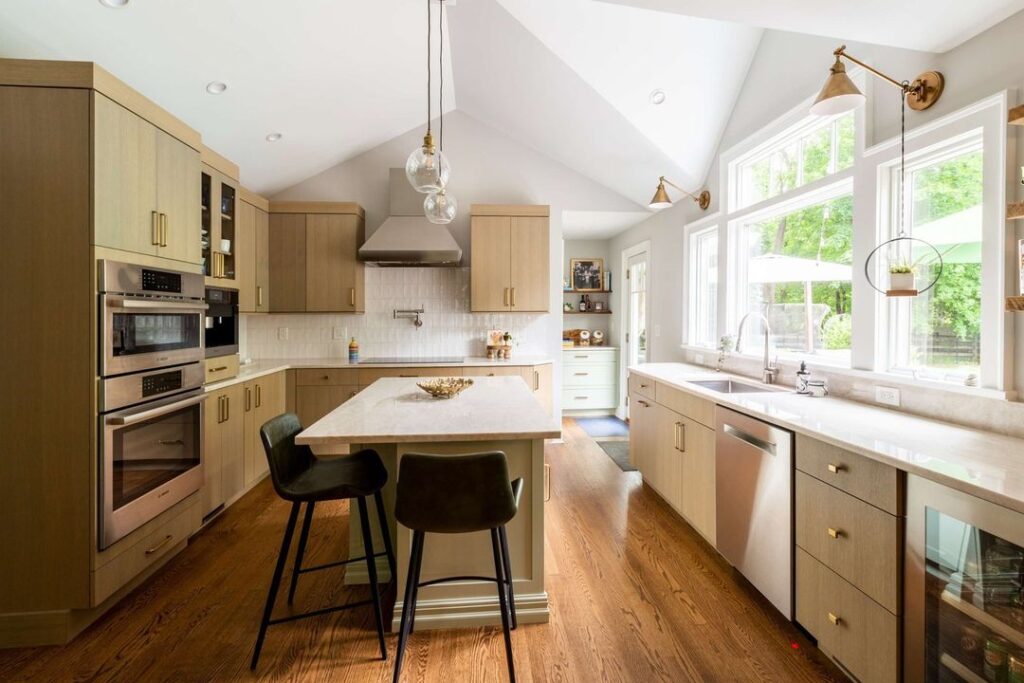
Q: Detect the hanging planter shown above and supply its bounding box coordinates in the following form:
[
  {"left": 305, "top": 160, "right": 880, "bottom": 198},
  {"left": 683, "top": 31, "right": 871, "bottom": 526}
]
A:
[{"left": 865, "top": 236, "right": 943, "bottom": 298}]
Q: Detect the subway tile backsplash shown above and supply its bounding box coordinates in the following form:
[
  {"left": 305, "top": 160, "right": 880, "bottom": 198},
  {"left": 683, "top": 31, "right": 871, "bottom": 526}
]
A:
[{"left": 242, "top": 267, "right": 550, "bottom": 359}]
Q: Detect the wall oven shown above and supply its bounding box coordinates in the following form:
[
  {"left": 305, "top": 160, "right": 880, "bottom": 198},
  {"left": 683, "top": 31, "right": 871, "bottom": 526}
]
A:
[
  {"left": 905, "top": 475, "right": 1024, "bottom": 682},
  {"left": 100, "top": 260, "right": 206, "bottom": 377},
  {"left": 204, "top": 286, "right": 239, "bottom": 358},
  {"left": 98, "top": 260, "right": 208, "bottom": 549}
]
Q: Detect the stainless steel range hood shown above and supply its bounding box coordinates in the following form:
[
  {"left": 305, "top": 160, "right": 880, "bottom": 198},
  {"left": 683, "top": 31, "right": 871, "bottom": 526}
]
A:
[{"left": 359, "top": 169, "right": 462, "bottom": 266}]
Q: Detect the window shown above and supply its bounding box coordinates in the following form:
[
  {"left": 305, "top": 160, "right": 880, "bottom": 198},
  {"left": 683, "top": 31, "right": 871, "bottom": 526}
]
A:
[
  {"left": 688, "top": 227, "right": 718, "bottom": 348},
  {"left": 736, "top": 112, "right": 855, "bottom": 210},
  {"left": 734, "top": 190, "right": 853, "bottom": 363},
  {"left": 887, "top": 144, "right": 983, "bottom": 382}
]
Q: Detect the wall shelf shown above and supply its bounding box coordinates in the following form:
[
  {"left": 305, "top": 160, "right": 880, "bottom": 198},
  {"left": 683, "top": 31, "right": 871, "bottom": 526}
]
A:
[
  {"left": 1006, "top": 296, "right": 1024, "bottom": 311},
  {"left": 1007, "top": 201, "right": 1024, "bottom": 220},
  {"left": 563, "top": 290, "right": 613, "bottom": 294},
  {"left": 564, "top": 310, "right": 612, "bottom": 315},
  {"left": 1008, "top": 104, "right": 1024, "bottom": 125}
]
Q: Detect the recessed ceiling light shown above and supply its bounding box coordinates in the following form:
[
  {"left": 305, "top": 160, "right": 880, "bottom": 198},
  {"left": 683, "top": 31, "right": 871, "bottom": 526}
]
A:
[
  {"left": 98, "top": 0, "right": 129, "bottom": 7},
  {"left": 649, "top": 89, "right": 666, "bottom": 106},
  {"left": 206, "top": 81, "right": 228, "bottom": 95},
  {"left": 265, "top": 133, "right": 282, "bottom": 142}
]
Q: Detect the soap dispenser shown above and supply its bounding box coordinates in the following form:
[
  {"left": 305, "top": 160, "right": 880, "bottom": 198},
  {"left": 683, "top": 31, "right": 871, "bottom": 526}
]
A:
[{"left": 796, "top": 361, "right": 811, "bottom": 395}]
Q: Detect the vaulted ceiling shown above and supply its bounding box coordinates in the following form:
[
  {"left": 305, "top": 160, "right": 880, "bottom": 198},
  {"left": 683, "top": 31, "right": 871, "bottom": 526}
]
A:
[{"left": 0, "top": 0, "right": 1021, "bottom": 216}]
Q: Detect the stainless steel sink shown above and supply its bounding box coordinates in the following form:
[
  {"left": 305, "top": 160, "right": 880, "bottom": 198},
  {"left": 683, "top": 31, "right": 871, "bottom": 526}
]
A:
[{"left": 688, "top": 379, "right": 777, "bottom": 394}]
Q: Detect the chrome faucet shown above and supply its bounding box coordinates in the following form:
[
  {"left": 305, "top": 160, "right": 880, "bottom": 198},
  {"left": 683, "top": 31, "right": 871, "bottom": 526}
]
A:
[{"left": 736, "top": 312, "right": 778, "bottom": 384}]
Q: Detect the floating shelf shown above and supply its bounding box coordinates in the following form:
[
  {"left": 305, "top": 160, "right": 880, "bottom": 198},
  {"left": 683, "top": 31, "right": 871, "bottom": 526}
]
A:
[
  {"left": 1006, "top": 296, "right": 1024, "bottom": 311},
  {"left": 564, "top": 310, "right": 612, "bottom": 315},
  {"left": 563, "top": 289, "right": 613, "bottom": 294},
  {"left": 1008, "top": 104, "right": 1024, "bottom": 125},
  {"left": 1007, "top": 201, "right": 1024, "bottom": 220}
]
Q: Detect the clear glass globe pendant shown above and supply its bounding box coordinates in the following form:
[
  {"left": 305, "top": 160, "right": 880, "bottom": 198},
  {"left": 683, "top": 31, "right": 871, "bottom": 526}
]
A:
[
  {"left": 424, "top": 187, "right": 457, "bottom": 224},
  {"left": 406, "top": 131, "right": 450, "bottom": 193}
]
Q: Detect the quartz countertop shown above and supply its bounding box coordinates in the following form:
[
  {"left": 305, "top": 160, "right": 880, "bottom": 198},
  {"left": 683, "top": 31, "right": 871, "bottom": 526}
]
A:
[
  {"left": 295, "top": 376, "right": 562, "bottom": 447},
  {"left": 630, "top": 363, "right": 1024, "bottom": 514},
  {"left": 204, "top": 356, "right": 554, "bottom": 392}
]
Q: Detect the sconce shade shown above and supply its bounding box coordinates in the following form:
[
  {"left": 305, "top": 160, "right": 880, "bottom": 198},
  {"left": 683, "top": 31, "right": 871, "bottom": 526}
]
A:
[
  {"left": 648, "top": 179, "right": 672, "bottom": 210},
  {"left": 810, "top": 57, "right": 866, "bottom": 116}
]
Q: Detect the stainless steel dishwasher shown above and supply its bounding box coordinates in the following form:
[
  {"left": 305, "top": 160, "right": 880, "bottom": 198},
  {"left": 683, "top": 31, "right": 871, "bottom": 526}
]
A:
[{"left": 715, "top": 406, "right": 794, "bottom": 619}]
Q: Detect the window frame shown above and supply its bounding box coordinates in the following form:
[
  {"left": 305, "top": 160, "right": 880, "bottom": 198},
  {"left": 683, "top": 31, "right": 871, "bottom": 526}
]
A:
[{"left": 685, "top": 219, "right": 720, "bottom": 349}]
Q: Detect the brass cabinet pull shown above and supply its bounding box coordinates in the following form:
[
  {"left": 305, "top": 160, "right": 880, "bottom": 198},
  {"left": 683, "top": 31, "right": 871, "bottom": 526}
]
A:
[
  {"left": 534, "top": 369, "right": 539, "bottom": 390},
  {"left": 544, "top": 463, "right": 551, "bottom": 502},
  {"left": 511, "top": 287, "right": 516, "bottom": 307},
  {"left": 257, "top": 286, "right": 264, "bottom": 307},
  {"left": 224, "top": 396, "right": 230, "bottom": 421},
  {"left": 145, "top": 534, "right": 174, "bottom": 556},
  {"left": 350, "top": 288, "right": 356, "bottom": 307},
  {"left": 209, "top": 365, "right": 228, "bottom": 373},
  {"left": 827, "top": 463, "right": 845, "bottom": 474},
  {"left": 255, "top": 384, "right": 262, "bottom": 408},
  {"left": 640, "top": 383, "right": 649, "bottom": 389},
  {"left": 827, "top": 527, "right": 843, "bottom": 539},
  {"left": 503, "top": 287, "right": 509, "bottom": 307},
  {"left": 399, "top": 374, "right": 417, "bottom": 378},
  {"left": 151, "top": 210, "right": 160, "bottom": 245},
  {"left": 245, "top": 387, "right": 252, "bottom": 412},
  {"left": 677, "top": 422, "right": 686, "bottom": 452},
  {"left": 160, "top": 213, "right": 168, "bottom": 247},
  {"left": 827, "top": 612, "right": 841, "bottom": 626},
  {"left": 636, "top": 399, "right": 650, "bottom": 408}
]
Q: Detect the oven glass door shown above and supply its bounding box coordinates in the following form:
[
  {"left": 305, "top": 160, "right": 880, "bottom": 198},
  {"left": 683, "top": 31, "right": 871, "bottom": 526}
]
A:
[{"left": 112, "top": 311, "right": 201, "bottom": 358}]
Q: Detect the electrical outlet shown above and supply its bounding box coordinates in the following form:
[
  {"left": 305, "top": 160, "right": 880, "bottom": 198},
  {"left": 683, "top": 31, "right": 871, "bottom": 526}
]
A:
[
  {"left": 277, "top": 327, "right": 289, "bottom": 341},
  {"left": 332, "top": 326, "right": 347, "bottom": 340},
  {"left": 875, "top": 386, "right": 901, "bottom": 407},
  {"left": 694, "top": 353, "right": 705, "bottom": 365}
]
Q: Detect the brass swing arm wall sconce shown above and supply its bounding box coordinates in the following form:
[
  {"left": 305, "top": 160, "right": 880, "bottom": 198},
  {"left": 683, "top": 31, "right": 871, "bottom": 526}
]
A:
[
  {"left": 811, "top": 45, "right": 945, "bottom": 115},
  {"left": 648, "top": 176, "right": 711, "bottom": 211}
]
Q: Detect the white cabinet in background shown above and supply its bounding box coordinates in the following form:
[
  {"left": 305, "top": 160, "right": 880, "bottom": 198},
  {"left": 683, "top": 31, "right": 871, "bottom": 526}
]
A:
[{"left": 562, "top": 347, "right": 618, "bottom": 414}]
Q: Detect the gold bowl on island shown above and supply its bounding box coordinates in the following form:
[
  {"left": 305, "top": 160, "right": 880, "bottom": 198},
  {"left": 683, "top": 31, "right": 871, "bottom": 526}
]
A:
[{"left": 416, "top": 377, "right": 474, "bottom": 399}]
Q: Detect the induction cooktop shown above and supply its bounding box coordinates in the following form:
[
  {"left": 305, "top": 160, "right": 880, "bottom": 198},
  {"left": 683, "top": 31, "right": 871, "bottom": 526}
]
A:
[{"left": 358, "top": 356, "right": 465, "bottom": 364}]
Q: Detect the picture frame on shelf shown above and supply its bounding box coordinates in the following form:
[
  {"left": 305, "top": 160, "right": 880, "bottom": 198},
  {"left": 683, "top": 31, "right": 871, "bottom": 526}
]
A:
[{"left": 571, "top": 258, "right": 604, "bottom": 292}]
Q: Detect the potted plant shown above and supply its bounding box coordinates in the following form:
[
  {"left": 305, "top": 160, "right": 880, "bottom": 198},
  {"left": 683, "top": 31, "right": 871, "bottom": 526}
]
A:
[{"left": 888, "top": 261, "right": 917, "bottom": 292}]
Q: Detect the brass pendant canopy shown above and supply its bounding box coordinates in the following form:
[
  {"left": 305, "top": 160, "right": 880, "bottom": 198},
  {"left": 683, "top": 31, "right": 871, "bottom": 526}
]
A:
[{"left": 810, "top": 56, "right": 866, "bottom": 116}]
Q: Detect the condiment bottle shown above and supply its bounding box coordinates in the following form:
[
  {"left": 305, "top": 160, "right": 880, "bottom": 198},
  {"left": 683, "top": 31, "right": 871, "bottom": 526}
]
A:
[{"left": 348, "top": 337, "right": 359, "bottom": 363}]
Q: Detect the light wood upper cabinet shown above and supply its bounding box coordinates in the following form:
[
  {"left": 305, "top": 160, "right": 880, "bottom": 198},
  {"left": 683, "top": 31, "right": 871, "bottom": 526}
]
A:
[
  {"left": 470, "top": 205, "right": 550, "bottom": 312},
  {"left": 237, "top": 200, "right": 257, "bottom": 312},
  {"left": 268, "top": 213, "right": 307, "bottom": 312},
  {"left": 255, "top": 206, "right": 270, "bottom": 312},
  {"left": 154, "top": 128, "right": 201, "bottom": 264}
]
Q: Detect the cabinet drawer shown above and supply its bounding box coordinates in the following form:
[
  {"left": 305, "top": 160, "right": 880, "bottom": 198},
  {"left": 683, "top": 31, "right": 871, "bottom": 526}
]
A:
[
  {"left": 563, "top": 363, "right": 616, "bottom": 386},
  {"left": 796, "top": 435, "right": 902, "bottom": 514},
  {"left": 294, "top": 368, "right": 358, "bottom": 386},
  {"left": 463, "top": 366, "right": 525, "bottom": 378},
  {"left": 796, "top": 549, "right": 899, "bottom": 683},
  {"left": 796, "top": 471, "right": 901, "bottom": 613},
  {"left": 93, "top": 496, "right": 200, "bottom": 605},
  {"left": 562, "top": 386, "right": 617, "bottom": 410},
  {"left": 357, "top": 367, "right": 463, "bottom": 385},
  {"left": 654, "top": 383, "right": 714, "bottom": 429},
  {"left": 564, "top": 349, "right": 615, "bottom": 365},
  {"left": 627, "top": 373, "right": 656, "bottom": 401},
  {"left": 205, "top": 355, "right": 239, "bottom": 383}
]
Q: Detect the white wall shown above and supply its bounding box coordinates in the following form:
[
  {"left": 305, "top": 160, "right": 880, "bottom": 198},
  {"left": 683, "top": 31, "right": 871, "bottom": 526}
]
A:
[{"left": 267, "top": 109, "right": 641, "bottom": 415}]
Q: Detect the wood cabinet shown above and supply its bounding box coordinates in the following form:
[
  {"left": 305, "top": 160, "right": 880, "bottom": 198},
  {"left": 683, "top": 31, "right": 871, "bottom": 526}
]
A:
[
  {"left": 202, "top": 164, "right": 239, "bottom": 285},
  {"left": 242, "top": 371, "right": 286, "bottom": 486},
  {"left": 238, "top": 190, "right": 270, "bottom": 313},
  {"left": 268, "top": 203, "right": 364, "bottom": 313},
  {"left": 94, "top": 93, "right": 200, "bottom": 265},
  {"left": 294, "top": 368, "right": 360, "bottom": 426},
  {"left": 680, "top": 416, "right": 716, "bottom": 544},
  {"left": 202, "top": 383, "right": 245, "bottom": 517},
  {"left": 470, "top": 205, "right": 550, "bottom": 312}
]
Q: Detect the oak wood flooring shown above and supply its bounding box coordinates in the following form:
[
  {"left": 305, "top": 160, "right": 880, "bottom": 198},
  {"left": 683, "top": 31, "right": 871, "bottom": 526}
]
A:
[{"left": 0, "top": 419, "right": 843, "bottom": 682}]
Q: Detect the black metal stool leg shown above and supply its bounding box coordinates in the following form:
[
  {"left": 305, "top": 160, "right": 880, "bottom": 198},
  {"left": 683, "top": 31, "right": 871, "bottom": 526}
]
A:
[
  {"left": 393, "top": 530, "right": 424, "bottom": 683},
  {"left": 407, "top": 534, "right": 425, "bottom": 635},
  {"left": 288, "top": 501, "right": 316, "bottom": 604},
  {"left": 357, "top": 497, "right": 388, "bottom": 661},
  {"left": 498, "top": 525, "right": 517, "bottom": 630},
  {"left": 490, "top": 528, "right": 516, "bottom": 683},
  {"left": 251, "top": 501, "right": 301, "bottom": 670},
  {"left": 374, "top": 490, "right": 397, "bottom": 582}
]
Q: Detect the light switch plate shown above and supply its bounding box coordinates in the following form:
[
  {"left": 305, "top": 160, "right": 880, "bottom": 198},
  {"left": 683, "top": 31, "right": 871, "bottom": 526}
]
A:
[
  {"left": 277, "top": 327, "right": 289, "bottom": 341},
  {"left": 875, "top": 386, "right": 901, "bottom": 407},
  {"left": 332, "top": 326, "right": 347, "bottom": 340}
]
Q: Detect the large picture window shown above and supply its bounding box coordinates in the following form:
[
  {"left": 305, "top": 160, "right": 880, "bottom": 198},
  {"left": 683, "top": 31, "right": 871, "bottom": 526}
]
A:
[{"left": 688, "top": 227, "right": 718, "bottom": 348}]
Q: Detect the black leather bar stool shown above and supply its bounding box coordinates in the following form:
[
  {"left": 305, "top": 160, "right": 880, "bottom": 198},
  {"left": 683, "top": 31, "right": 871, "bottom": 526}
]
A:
[
  {"left": 251, "top": 413, "right": 397, "bottom": 670},
  {"left": 392, "top": 451, "right": 523, "bottom": 683}
]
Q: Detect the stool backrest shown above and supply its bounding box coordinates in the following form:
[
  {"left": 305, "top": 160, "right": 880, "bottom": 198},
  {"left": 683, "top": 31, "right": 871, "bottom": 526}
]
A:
[
  {"left": 395, "top": 451, "right": 517, "bottom": 533},
  {"left": 259, "top": 413, "right": 315, "bottom": 499}
]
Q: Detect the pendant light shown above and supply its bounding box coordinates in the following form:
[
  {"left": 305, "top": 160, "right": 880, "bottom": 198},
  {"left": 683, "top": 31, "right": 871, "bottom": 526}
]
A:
[
  {"left": 423, "top": 0, "right": 457, "bottom": 224},
  {"left": 406, "top": 0, "right": 450, "bottom": 194}
]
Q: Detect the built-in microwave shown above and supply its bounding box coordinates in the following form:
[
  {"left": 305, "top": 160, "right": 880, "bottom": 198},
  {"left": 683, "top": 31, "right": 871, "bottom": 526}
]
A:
[{"left": 204, "top": 287, "right": 239, "bottom": 358}]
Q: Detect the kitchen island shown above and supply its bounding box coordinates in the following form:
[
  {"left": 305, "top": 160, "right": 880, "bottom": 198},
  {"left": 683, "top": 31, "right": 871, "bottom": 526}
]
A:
[{"left": 296, "top": 376, "right": 561, "bottom": 630}]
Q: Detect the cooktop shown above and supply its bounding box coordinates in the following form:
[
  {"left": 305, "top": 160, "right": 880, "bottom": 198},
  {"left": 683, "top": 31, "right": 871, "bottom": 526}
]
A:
[{"left": 358, "top": 356, "right": 465, "bottom": 364}]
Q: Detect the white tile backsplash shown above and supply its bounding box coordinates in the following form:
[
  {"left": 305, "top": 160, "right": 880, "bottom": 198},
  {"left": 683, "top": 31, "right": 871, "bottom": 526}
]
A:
[{"left": 243, "top": 267, "right": 550, "bottom": 359}]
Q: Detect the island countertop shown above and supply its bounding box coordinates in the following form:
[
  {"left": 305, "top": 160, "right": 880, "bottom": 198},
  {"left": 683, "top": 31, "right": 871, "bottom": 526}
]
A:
[{"left": 295, "top": 376, "right": 562, "bottom": 447}]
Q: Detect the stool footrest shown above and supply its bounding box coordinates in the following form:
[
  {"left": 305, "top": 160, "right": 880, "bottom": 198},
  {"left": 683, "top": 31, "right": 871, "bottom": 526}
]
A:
[
  {"left": 418, "top": 575, "right": 500, "bottom": 588},
  {"left": 297, "top": 551, "right": 390, "bottom": 576},
  {"left": 267, "top": 584, "right": 392, "bottom": 627}
]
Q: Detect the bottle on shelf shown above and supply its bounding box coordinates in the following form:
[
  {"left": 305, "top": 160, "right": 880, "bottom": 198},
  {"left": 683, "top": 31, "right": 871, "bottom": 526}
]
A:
[{"left": 579, "top": 294, "right": 587, "bottom": 312}]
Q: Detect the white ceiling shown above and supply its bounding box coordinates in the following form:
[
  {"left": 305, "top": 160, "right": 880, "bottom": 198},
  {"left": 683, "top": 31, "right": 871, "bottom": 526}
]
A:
[
  {"left": 562, "top": 211, "right": 652, "bottom": 239},
  {"left": 598, "top": 0, "right": 1024, "bottom": 52}
]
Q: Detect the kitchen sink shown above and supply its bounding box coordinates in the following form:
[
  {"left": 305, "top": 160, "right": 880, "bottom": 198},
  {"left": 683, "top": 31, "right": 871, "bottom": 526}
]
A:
[{"left": 688, "top": 379, "right": 778, "bottom": 394}]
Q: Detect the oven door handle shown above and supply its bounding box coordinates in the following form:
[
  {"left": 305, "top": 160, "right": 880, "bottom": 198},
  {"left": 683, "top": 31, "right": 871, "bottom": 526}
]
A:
[
  {"left": 109, "top": 299, "right": 208, "bottom": 312},
  {"left": 106, "top": 394, "right": 208, "bottom": 426}
]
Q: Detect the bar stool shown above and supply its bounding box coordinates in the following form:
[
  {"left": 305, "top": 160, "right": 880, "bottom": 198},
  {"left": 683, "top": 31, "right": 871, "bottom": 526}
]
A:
[
  {"left": 251, "top": 413, "right": 396, "bottom": 670},
  {"left": 392, "top": 451, "right": 523, "bottom": 683}
]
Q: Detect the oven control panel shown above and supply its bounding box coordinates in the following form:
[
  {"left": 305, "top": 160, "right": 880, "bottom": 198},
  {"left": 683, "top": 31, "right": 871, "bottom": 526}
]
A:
[
  {"left": 142, "top": 370, "right": 183, "bottom": 398},
  {"left": 142, "top": 268, "right": 183, "bottom": 294}
]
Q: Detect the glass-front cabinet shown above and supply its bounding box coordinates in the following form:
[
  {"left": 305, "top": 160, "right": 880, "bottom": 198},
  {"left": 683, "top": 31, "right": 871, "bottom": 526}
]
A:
[
  {"left": 906, "top": 475, "right": 1024, "bottom": 682},
  {"left": 201, "top": 164, "right": 238, "bottom": 284}
]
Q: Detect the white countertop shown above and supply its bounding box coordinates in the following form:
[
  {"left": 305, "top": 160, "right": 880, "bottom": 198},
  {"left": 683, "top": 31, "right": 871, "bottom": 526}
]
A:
[
  {"left": 630, "top": 363, "right": 1024, "bottom": 514},
  {"left": 295, "top": 376, "right": 562, "bottom": 447},
  {"left": 204, "top": 356, "right": 554, "bottom": 392}
]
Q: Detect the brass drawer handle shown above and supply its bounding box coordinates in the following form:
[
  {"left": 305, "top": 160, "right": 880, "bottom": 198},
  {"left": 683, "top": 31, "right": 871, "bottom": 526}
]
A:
[
  {"left": 827, "top": 527, "right": 843, "bottom": 539},
  {"left": 574, "top": 372, "right": 589, "bottom": 376},
  {"left": 245, "top": 387, "right": 252, "bottom": 412},
  {"left": 145, "top": 534, "right": 174, "bottom": 556},
  {"left": 827, "top": 463, "right": 845, "bottom": 474},
  {"left": 160, "top": 213, "right": 168, "bottom": 247},
  {"left": 350, "top": 288, "right": 356, "bottom": 307},
  {"left": 544, "top": 463, "right": 551, "bottom": 502},
  {"left": 827, "top": 612, "right": 841, "bottom": 626},
  {"left": 255, "top": 384, "right": 262, "bottom": 408},
  {"left": 640, "top": 383, "right": 649, "bottom": 388},
  {"left": 209, "top": 366, "right": 228, "bottom": 373},
  {"left": 151, "top": 210, "right": 160, "bottom": 245},
  {"left": 257, "top": 286, "right": 263, "bottom": 307},
  {"left": 511, "top": 287, "right": 516, "bottom": 307},
  {"left": 636, "top": 399, "right": 650, "bottom": 408}
]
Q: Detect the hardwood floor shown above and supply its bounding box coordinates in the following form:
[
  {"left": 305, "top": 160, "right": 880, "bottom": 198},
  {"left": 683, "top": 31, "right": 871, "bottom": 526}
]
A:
[{"left": 0, "top": 419, "right": 843, "bottom": 682}]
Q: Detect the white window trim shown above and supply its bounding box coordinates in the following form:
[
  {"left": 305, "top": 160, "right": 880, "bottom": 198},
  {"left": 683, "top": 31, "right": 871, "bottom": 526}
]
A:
[
  {"left": 618, "top": 240, "right": 651, "bottom": 416},
  {"left": 682, "top": 212, "right": 721, "bottom": 349}
]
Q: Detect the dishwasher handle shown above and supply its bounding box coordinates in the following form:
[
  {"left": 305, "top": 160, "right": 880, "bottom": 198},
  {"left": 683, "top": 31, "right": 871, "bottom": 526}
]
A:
[{"left": 722, "top": 423, "right": 777, "bottom": 456}]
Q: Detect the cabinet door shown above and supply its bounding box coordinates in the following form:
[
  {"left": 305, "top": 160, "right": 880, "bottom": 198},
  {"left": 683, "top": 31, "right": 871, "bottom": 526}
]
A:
[
  {"left": 653, "top": 404, "right": 683, "bottom": 509},
  {"left": 93, "top": 93, "right": 158, "bottom": 256},
  {"left": 268, "top": 213, "right": 306, "bottom": 312},
  {"left": 220, "top": 383, "right": 246, "bottom": 504},
  {"left": 509, "top": 215, "right": 549, "bottom": 312},
  {"left": 296, "top": 385, "right": 359, "bottom": 426},
  {"left": 680, "top": 417, "right": 716, "bottom": 544},
  {"left": 470, "top": 215, "right": 511, "bottom": 312},
  {"left": 215, "top": 179, "right": 237, "bottom": 281},
  {"left": 242, "top": 382, "right": 257, "bottom": 487},
  {"left": 237, "top": 201, "right": 257, "bottom": 312},
  {"left": 202, "top": 392, "right": 225, "bottom": 516},
  {"left": 628, "top": 394, "right": 655, "bottom": 473},
  {"left": 155, "top": 129, "right": 201, "bottom": 264},
  {"left": 255, "top": 207, "right": 270, "bottom": 312},
  {"left": 306, "top": 214, "right": 361, "bottom": 312},
  {"left": 253, "top": 372, "right": 286, "bottom": 480}
]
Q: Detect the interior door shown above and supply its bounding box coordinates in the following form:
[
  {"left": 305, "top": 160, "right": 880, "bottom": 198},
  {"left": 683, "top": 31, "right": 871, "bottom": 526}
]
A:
[
  {"left": 237, "top": 201, "right": 257, "bottom": 312},
  {"left": 510, "top": 215, "right": 549, "bottom": 311},
  {"left": 626, "top": 252, "right": 650, "bottom": 367},
  {"left": 155, "top": 128, "right": 201, "bottom": 264},
  {"left": 471, "top": 215, "right": 512, "bottom": 312}
]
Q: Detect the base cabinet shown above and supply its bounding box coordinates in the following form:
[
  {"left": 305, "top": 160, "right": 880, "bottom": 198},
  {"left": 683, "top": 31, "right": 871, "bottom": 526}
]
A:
[
  {"left": 243, "top": 371, "right": 286, "bottom": 486},
  {"left": 202, "top": 383, "right": 245, "bottom": 517}
]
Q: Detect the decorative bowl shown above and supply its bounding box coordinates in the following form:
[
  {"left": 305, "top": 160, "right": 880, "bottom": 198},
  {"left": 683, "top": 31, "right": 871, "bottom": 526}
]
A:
[{"left": 416, "top": 377, "right": 474, "bottom": 399}]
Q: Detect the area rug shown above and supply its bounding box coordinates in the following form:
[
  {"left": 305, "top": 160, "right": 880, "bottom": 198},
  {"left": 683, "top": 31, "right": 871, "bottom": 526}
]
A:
[
  {"left": 575, "top": 416, "right": 629, "bottom": 441},
  {"left": 598, "top": 441, "right": 636, "bottom": 472}
]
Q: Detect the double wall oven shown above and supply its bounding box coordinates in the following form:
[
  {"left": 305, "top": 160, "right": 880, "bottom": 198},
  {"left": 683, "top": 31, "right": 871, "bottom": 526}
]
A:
[{"left": 98, "top": 260, "right": 208, "bottom": 549}]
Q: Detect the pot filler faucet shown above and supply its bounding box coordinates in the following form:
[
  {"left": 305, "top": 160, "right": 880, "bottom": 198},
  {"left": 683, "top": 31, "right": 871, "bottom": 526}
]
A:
[{"left": 736, "top": 312, "right": 778, "bottom": 384}]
